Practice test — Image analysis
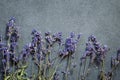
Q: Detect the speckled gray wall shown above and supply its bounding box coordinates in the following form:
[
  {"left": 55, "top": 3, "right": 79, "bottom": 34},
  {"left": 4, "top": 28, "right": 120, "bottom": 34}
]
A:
[{"left": 0, "top": 0, "right": 120, "bottom": 80}]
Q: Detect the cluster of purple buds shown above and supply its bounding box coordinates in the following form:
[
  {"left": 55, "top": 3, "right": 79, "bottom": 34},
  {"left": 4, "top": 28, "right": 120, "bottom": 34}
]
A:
[
  {"left": 5, "top": 17, "right": 19, "bottom": 53},
  {"left": 9, "top": 42, "right": 17, "bottom": 53},
  {"left": 65, "top": 32, "right": 81, "bottom": 53},
  {"left": 80, "top": 42, "right": 95, "bottom": 64},
  {"left": 1, "top": 46, "right": 19, "bottom": 67},
  {"left": 10, "top": 53, "right": 19, "bottom": 66},
  {"left": 88, "top": 35, "right": 110, "bottom": 54},
  {"left": 45, "top": 31, "right": 55, "bottom": 48},
  {"left": 30, "top": 30, "right": 48, "bottom": 60},
  {"left": 1, "top": 18, "right": 20, "bottom": 74},
  {"left": 88, "top": 35, "right": 97, "bottom": 43},
  {"left": 53, "top": 32, "right": 63, "bottom": 46},
  {"left": 6, "top": 17, "right": 16, "bottom": 39},
  {"left": 7, "top": 17, "right": 16, "bottom": 27},
  {"left": 29, "top": 43, "right": 36, "bottom": 55},
  {"left": 28, "top": 30, "right": 46, "bottom": 61},
  {"left": 111, "top": 48, "right": 120, "bottom": 68},
  {"left": 65, "top": 38, "right": 76, "bottom": 53},
  {"left": 59, "top": 49, "right": 69, "bottom": 58},
  {"left": 84, "top": 42, "right": 95, "bottom": 56},
  {"left": 19, "top": 45, "right": 31, "bottom": 62},
  {"left": 81, "top": 35, "right": 110, "bottom": 65},
  {"left": 10, "top": 29, "right": 19, "bottom": 43},
  {"left": 2, "top": 47, "right": 10, "bottom": 61},
  {"left": 59, "top": 32, "right": 81, "bottom": 58},
  {"left": 31, "top": 29, "right": 42, "bottom": 48}
]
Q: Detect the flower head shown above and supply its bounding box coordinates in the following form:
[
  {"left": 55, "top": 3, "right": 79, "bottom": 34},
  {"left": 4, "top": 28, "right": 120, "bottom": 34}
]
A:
[
  {"left": 7, "top": 17, "right": 16, "bottom": 27},
  {"left": 88, "top": 35, "right": 97, "bottom": 42},
  {"left": 31, "top": 29, "right": 37, "bottom": 35}
]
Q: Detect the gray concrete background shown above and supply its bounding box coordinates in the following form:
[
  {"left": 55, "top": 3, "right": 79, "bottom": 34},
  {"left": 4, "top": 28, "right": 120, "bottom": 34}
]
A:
[{"left": 0, "top": 0, "right": 120, "bottom": 80}]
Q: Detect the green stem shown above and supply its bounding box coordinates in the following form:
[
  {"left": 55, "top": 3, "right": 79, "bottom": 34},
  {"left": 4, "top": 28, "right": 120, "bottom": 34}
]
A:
[
  {"left": 50, "top": 58, "right": 61, "bottom": 80},
  {"left": 65, "top": 56, "right": 71, "bottom": 80},
  {"left": 102, "top": 59, "right": 105, "bottom": 71},
  {"left": 82, "top": 58, "right": 87, "bottom": 80},
  {"left": 78, "top": 61, "right": 82, "bottom": 80}
]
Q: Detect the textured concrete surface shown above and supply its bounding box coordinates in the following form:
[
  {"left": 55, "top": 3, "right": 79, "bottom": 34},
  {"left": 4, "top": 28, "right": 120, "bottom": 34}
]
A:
[{"left": 0, "top": 0, "right": 120, "bottom": 80}]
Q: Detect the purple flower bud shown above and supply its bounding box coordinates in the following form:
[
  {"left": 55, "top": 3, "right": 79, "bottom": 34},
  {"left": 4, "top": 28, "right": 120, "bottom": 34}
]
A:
[
  {"left": 31, "top": 29, "right": 37, "bottom": 35},
  {"left": 9, "top": 17, "right": 16, "bottom": 22},
  {"left": 45, "top": 31, "right": 51, "bottom": 36},
  {"left": 77, "top": 33, "right": 82, "bottom": 40},
  {"left": 94, "top": 42, "right": 101, "bottom": 51},
  {"left": 53, "top": 32, "right": 63, "bottom": 45},
  {"left": 45, "top": 36, "right": 53, "bottom": 46},
  {"left": 10, "top": 31, "right": 19, "bottom": 43},
  {"left": 10, "top": 42, "right": 17, "bottom": 52},
  {"left": 35, "top": 32, "right": 41, "bottom": 37},
  {"left": 3, "top": 51, "right": 10, "bottom": 61},
  {"left": 65, "top": 38, "right": 72, "bottom": 46},
  {"left": 23, "top": 45, "right": 30, "bottom": 51},
  {"left": 22, "top": 52, "right": 28, "bottom": 60},
  {"left": 7, "top": 17, "right": 16, "bottom": 27},
  {"left": 59, "top": 49, "right": 68, "bottom": 57},
  {"left": 70, "top": 32, "right": 75, "bottom": 38},
  {"left": 88, "top": 35, "right": 97, "bottom": 42},
  {"left": 58, "top": 32, "right": 62, "bottom": 36},
  {"left": 102, "top": 45, "right": 110, "bottom": 52},
  {"left": 65, "top": 37, "right": 77, "bottom": 54}
]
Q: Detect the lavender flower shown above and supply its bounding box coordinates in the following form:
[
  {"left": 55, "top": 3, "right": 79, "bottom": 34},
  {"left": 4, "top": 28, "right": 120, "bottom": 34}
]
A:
[
  {"left": 65, "top": 38, "right": 76, "bottom": 53},
  {"left": 45, "top": 32, "right": 54, "bottom": 47},
  {"left": 31, "top": 29, "right": 37, "bottom": 35},
  {"left": 88, "top": 35, "right": 97, "bottom": 42},
  {"left": 45, "top": 31, "right": 51, "bottom": 36},
  {"left": 85, "top": 42, "right": 94, "bottom": 52},
  {"left": 53, "top": 32, "right": 63, "bottom": 45},
  {"left": 111, "top": 56, "right": 116, "bottom": 68},
  {"left": 70, "top": 32, "right": 75, "bottom": 38},
  {"left": 10, "top": 30, "right": 19, "bottom": 43},
  {"left": 59, "top": 49, "right": 69, "bottom": 58},
  {"left": 6, "top": 17, "right": 16, "bottom": 37},
  {"left": 77, "top": 33, "right": 82, "bottom": 40},
  {"left": 19, "top": 45, "right": 30, "bottom": 62},
  {"left": 9, "top": 42, "right": 17, "bottom": 52},
  {"left": 7, "top": 17, "right": 16, "bottom": 27}
]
